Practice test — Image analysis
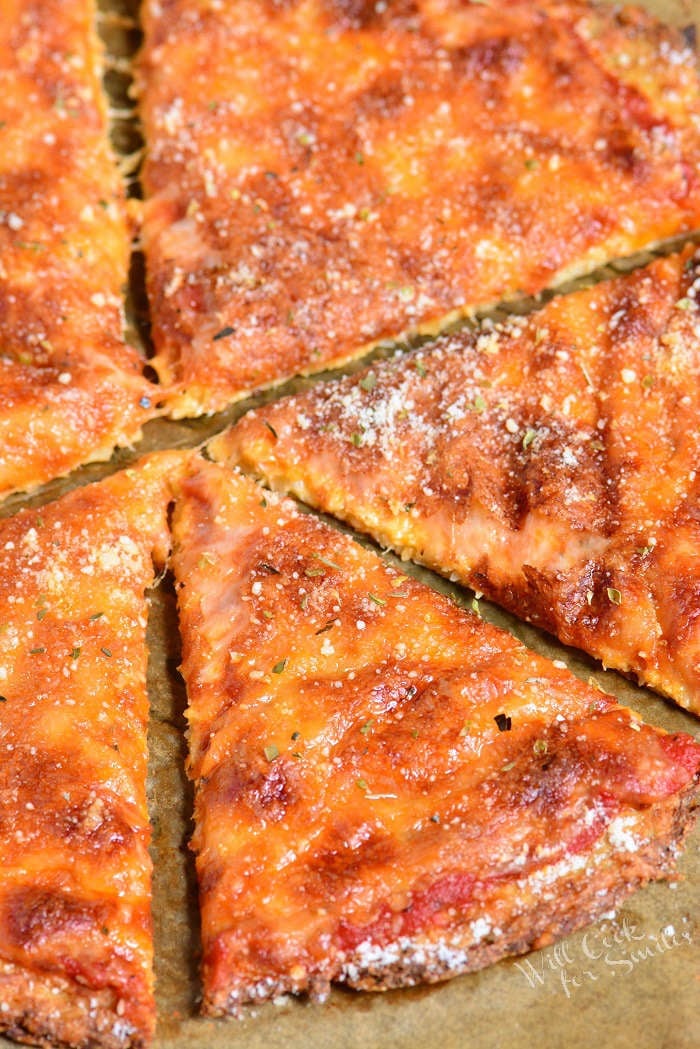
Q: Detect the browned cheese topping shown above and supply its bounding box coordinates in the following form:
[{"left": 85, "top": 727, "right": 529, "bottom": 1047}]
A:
[
  {"left": 217, "top": 247, "right": 700, "bottom": 713},
  {"left": 0, "top": 0, "right": 157, "bottom": 501},
  {"left": 139, "top": 0, "right": 700, "bottom": 416},
  {"left": 0, "top": 452, "right": 189, "bottom": 1049},
  {"left": 170, "top": 461, "right": 700, "bottom": 1015}
]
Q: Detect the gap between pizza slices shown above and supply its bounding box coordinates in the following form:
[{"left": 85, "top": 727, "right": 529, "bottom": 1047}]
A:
[
  {"left": 214, "top": 246, "right": 700, "bottom": 715},
  {"left": 169, "top": 459, "right": 700, "bottom": 1016},
  {"left": 138, "top": 0, "right": 700, "bottom": 417},
  {"left": 0, "top": 452, "right": 189, "bottom": 1049},
  {"left": 0, "top": 0, "right": 158, "bottom": 503}
]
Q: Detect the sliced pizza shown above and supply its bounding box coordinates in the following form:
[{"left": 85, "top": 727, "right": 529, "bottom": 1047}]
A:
[
  {"left": 169, "top": 460, "right": 700, "bottom": 1016},
  {"left": 0, "top": 451, "right": 189, "bottom": 1049},
  {"left": 0, "top": 0, "right": 158, "bottom": 501},
  {"left": 216, "top": 246, "right": 700, "bottom": 716},
  {"left": 138, "top": 0, "right": 700, "bottom": 417}
]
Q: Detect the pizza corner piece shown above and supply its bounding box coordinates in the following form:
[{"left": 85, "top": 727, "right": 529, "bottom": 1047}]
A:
[
  {"left": 169, "top": 459, "right": 700, "bottom": 1017},
  {"left": 214, "top": 244, "right": 700, "bottom": 716},
  {"left": 0, "top": 0, "right": 159, "bottom": 503},
  {"left": 0, "top": 451, "right": 191, "bottom": 1049},
  {"left": 138, "top": 0, "right": 700, "bottom": 418}
]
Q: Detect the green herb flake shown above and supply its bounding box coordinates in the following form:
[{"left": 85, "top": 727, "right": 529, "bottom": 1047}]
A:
[
  {"left": 522, "top": 428, "right": 537, "bottom": 450},
  {"left": 263, "top": 420, "right": 278, "bottom": 440},
  {"left": 359, "top": 719, "right": 374, "bottom": 736},
  {"left": 315, "top": 620, "right": 336, "bottom": 635},
  {"left": 641, "top": 374, "right": 654, "bottom": 390},
  {"left": 291, "top": 730, "right": 301, "bottom": 741},
  {"left": 101, "top": 647, "right": 112, "bottom": 658},
  {"left": 524, "top": 157, "right": 538, "bottom": 170},
  {"left": 300, "top": 594, "right": 309, "bottom": 611},
  {"left": 470, "top": 394, "right": 487, "bottom": 414},
  {"left": 676, "top": 297, "right": 693, "bottom": 311},
  {"left": 356, "top": 777, "right": 369, "bottom": 792},
  {"left": 36, "top": 608, "right": 48, "bottom": 621},
  {"left": 312, "top": 553, "right": 342, "bottom": 571},
  {"left": 70, "top": 647, "right": 81, "bottom": 661},
  {"left": 89, "top": 612, "right": 104, "bottom": 621},
  {"left": 264, "top": 744, "right": 280, "bottom": 762},
  {"left": 272, "top": 658, "right": 288, "bottom": 675},
  {"left": 533, "top": 739, "right": 548, "bottom": 756},
  {"left": 414, "top": 359, "right": 427, "bottom": 378},
  {"left": 411, "top": 728, "right": 419, "bottom": 739},
  {"left": 304, "top": 566, "right": 325, "bottom": 578},
  {"left": 606, "top": 587, "right": 622, "bottom": 606},
  {"left": 368, "top": 593, "right": 386, "bottom": 606},
  {"left": 29, "top": 647, "right": 45, "bottom": 655},
  {"left": 501, "top": 760, "right": 516, "bottom": 772},
  {"left": 260, "top": 497, "right": 268, "bottom": 508},
  {"left": 355, "top": 151, "right": 365, "bottom": 165},
  {"left": 350, "top": 432, "right": 363, "bottom": 447},
  {"left": 359, "top": 372, "right": 377, "bottom": 392},
  {"left": 262, "top": 610, "right": 274, "bottom": 620}
]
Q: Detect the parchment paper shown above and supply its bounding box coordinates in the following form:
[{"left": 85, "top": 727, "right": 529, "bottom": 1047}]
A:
[{"left": 1, "top": 2, "right": 698, "bottom": 1047}]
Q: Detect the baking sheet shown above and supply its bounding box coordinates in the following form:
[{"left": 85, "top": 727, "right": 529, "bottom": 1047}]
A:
[{"left": 2, "top": 1, "right": 700, "bottom": 1047}]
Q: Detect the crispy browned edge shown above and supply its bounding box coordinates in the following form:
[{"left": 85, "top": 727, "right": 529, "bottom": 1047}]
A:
[
  {"left": 203, "top": 778, "right": 699, "bottom": 1014},
  {"left": 0, "top": 970, "right": 151, "bottom": 1049}
]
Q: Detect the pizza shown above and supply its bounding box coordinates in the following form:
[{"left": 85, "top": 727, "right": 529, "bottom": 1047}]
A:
[
  {"left": 0, "top": 451, "right": 188, "bottom": 1049},
  {"left": 169, "top": 459, "right": 700, "bottom": 1015},
  {"left": 0, "top": 0, "right": 157, "bottom": 502},
  {"left": 137, "top": 0, "right": 700, "bottom": 417},
  {"left": 214, "top": 246, "right": 700, "bottom": 716}
]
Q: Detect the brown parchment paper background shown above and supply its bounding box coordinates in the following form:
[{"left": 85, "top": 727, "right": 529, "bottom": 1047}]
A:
[{"left": 2, "top": 1, "right": 700, "bottom": 1047}]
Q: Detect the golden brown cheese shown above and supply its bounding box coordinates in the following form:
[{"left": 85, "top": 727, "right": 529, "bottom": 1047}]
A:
[
  {"left": 0, "top": 452, "right": 189, "bottom": 1049},
  {"left": 215, "top": 247, "right": 700, "bottom": 715},
  {"left": 139, "top": 0, "right": 700, "bottom": 417},
  {"left": 0, "top": 0, "right": 158, "bottom": 501},
  {"left": 170, "top": 461, "right": 700, "bottom": 1016}
]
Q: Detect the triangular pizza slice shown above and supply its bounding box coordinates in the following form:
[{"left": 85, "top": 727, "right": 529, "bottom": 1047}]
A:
[
  {"left": 170, "top": 460, "right": 699, "bottom": 1016},
  {"left": 139, "top": 0, "right": 700, "bottom": 416},
  {"left": 216, "top": 247, "right": 700, "bottom": 715},
  {"left": 0, "top": 0, "right": 158, "bottom": 501},
  {"left": 0, "top": 451, "right": 189, "bottom": 1049}
]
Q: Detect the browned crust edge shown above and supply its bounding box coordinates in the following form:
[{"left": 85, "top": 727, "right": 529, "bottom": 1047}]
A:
[
  {"left": 203, "top": 778, "right": 698, "bottom": 1015},
  {"left": 0, "top": 960, "right": 153, "bottom": 1049}
]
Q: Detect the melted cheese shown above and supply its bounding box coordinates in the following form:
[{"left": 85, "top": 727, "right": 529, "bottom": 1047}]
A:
[
  {"left": 0, "top": 451, "right": 189, "bottom": 1049},
  {"left": 139, "top": 0, "right": 700, "bottom": 416},
  {"left": 218, "top": 247, "right": 700, "bottom": 713},
  {"left": 170, "top": 460, "right": 699, "bottom": 1015},
  {"left": 0, "top": 0, "right": 157, "bottom": 501}
]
